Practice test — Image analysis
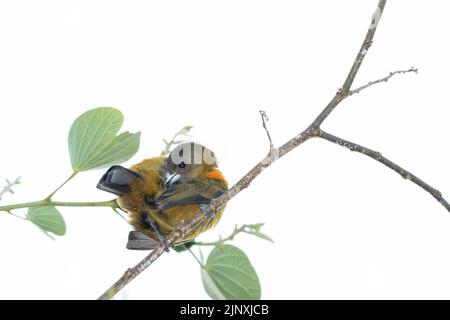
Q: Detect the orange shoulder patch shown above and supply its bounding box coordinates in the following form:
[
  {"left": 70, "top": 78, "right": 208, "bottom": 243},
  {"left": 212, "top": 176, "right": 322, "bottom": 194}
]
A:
[{"left": 206, "top": 170, "right": 226, "bottom": 182}]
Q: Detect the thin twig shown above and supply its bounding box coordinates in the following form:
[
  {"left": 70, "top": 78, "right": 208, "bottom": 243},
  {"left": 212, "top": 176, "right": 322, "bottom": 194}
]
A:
[
  {"left": 317, "top": 130, "right": 450, "bottom": 212},
  {"left": 260, "top": 110, "right": 274, "bottom": 150},
  {"left": 349, "top": 67, "right": 418, "bottom": 96},
  {"left": 307, "top": 0, "right": 387, "bottom": 130},
  {"left": 98, "top": 0, "right": 448, "bottom": 300}
]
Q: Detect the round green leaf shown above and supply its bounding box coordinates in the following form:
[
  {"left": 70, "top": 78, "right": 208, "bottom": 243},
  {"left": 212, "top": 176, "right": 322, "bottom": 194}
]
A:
[
  {"left": 81, "top": 131, "right": 141, "bottom": 170},
  {"left": 68, "top": 107, "right": 140, "bottom": 172},
  {"left": 201, "top": 244, "right": 261, "bottom": 300},
  {"left": 27, "top": 206, "right": 66, "bottom": 236}
]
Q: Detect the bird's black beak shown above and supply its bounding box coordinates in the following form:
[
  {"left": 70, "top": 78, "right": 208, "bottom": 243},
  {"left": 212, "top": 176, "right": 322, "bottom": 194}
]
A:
[{"left": 97, "top": 165, "right": 141, "bottom": 196}]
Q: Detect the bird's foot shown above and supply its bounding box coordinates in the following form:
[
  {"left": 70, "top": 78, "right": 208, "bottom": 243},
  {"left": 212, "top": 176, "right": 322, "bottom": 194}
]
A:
[
  {"left": 155, "top": 232, "right": 171, "bottom": 252},
  {"left": 200, "top": 204, "right": 215, "bottom": 219}
]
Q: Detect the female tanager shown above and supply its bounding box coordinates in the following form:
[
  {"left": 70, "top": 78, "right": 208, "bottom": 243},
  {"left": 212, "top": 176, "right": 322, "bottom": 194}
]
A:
[{"left": 97, "top": 142, "right": 228, "bottom": 250}]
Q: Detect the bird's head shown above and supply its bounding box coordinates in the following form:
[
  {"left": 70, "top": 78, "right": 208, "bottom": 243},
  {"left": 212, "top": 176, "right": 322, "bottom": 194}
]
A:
[{"left": 164, "top": 142, "right": 219, "bottom": 188}]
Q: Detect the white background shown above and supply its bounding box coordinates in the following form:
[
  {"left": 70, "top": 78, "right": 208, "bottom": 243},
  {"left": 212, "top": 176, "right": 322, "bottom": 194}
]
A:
[{"left": 1, "top": 0, "right": 450, "bottom": 299}]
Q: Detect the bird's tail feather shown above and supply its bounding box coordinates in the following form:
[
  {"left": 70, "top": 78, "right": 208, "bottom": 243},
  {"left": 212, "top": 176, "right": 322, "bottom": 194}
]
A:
[{"left": 97, "top": 165, "right": 141, "bottom": 196}]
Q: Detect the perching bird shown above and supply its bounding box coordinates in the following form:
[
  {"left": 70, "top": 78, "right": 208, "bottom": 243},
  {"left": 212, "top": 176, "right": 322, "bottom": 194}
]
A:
[{"left": 97, "top": 142, "right": 228, "bottom": 250}]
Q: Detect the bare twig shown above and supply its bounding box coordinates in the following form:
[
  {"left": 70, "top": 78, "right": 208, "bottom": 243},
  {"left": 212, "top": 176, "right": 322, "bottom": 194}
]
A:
[
  {"left": 99, "top": 0, "right": 448, "bottom": 299},
  {"left": 307, "top": 0, "right": 387, "bottom": 130},
  {"left": 349, "top": 67, "right": 418, "bottom": 96},
  {"left": 260, "top": 110, "right": 274, "bottom": 150},
  {"left": 317, "top": 130, "right": 450, "bottom": 212}
]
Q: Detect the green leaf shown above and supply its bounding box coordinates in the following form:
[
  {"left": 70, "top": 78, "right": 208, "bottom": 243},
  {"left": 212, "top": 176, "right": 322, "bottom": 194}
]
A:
[
  {"left": 251, "top": 231, "right": 274, "bottom": 243},
  {"left": 160, "top": 125, "right": 194, "bottom": 156},
  {"left": 27, "top": 206, "right": 66, "bottom": 236},
  {"left": 81, "top": 131, "right": 141, "bottom": 170},
  {"left": 68, "top": 107, "right": 140, "bottom": 172},
  {"left": 176, "top": 125, "right": 193, "bottom": 136},
  {"left": 244, "top": 223, "right": 274, "bottom": 243},
  {"left": 201, "top": 266, "right": 227, "bottom": 300},
  {"left": 201, "top": 244, "right": 261, "bottom": 300}
]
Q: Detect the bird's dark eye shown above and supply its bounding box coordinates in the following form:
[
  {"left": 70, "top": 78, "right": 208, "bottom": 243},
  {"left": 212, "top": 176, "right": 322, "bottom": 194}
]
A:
[{"left": 178, "top": 162, "right": 186, "bottom": 169}]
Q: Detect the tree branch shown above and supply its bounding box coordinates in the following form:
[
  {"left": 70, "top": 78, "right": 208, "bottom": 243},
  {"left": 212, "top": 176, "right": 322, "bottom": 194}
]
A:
[
  {"left": 349, "top": 67, "right": 418, "bottom": 96},
  {"left": 99, "top": 0, "right": 447, "bottom": 300},
  {"left": 307, "top": 0, "right": 387, "bottom": 130},
  {"left": 317, "top": 130, "right": 450, "bottom": 212}
]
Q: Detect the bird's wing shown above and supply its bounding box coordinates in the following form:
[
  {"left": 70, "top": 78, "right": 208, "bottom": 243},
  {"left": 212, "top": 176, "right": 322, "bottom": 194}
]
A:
[
  {"left": 126, "top": 231, "right": 159, "bottom": 250},
  {"left": 155, "top": 178, "right": 227, "bottom": 211}
]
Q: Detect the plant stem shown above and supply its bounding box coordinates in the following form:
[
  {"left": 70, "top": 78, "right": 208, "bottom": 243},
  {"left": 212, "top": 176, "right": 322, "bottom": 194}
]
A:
[
  {"left": 187, "top": 247, "right": 204, "bottom": 267},
  {"left": 307, "top": 0, "right": 387, "bottom": 131},
  {"left": 192, "top": 225, "right": 247, "bottom": 246},
  {"left": 0, "top": 199, "right": 117, "bottom": 212},
  {"left": 317, "top": 130, "right": 450, "bottom": 211},
  {"left": 0, "top": 177, "right": 21, "bottom": 200},
  {"left": 45, "top": 171, "right": 78, "bottom": 200},
  {"left": 160, "top": 126, "right": 193, "bottom": 156},
  {"left": 349, "top": 67, "right": 418, "bottom": 96},
  {"left": 7, "top": 210, "right": 26, "bottom": 220}
]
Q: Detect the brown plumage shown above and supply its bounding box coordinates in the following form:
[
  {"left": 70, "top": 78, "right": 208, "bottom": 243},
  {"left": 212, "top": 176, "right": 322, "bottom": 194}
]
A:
[{"left": 97, "top": 143, "right": 228, "bottom": 246}]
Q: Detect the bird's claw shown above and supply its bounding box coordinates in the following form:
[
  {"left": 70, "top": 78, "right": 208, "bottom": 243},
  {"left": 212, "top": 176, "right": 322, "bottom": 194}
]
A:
[
  {"left": 200, "top": 204, "right": 215, "bottom": 219},
  {"left": 154, "top": 232, "right": 171, "bottom": 252},
  {"left": 160, "top": 238, "right": 171, "bottom": 252},
  {"left": 144, "top": 213, "right": 172, "bottom": 252}
]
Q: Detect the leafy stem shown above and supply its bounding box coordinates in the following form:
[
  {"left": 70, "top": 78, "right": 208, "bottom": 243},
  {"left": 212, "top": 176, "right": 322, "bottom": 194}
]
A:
[
  {"left": 160, "top": 125, "right": 193, "bottom": 156},
  {"left": 187, "top": 247, "right": 205, "bottom": 267},
  {"left": 7, "top": 210, "right": 27, "bottom": 220},
  {"left": 45, "top": 171, "right": 78, "bottom": 201},
  {"left": 0, "top": 117, "right": 193, "bottom": 230},
  {"left": 0, "top": 198, "right": 117, "bottom": 213},
  {"left": 192, "top": 223, "right": 273, "bottom": 247},
  {"left": 0, "top": 177, "right": 21, "bottom": 200}
]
